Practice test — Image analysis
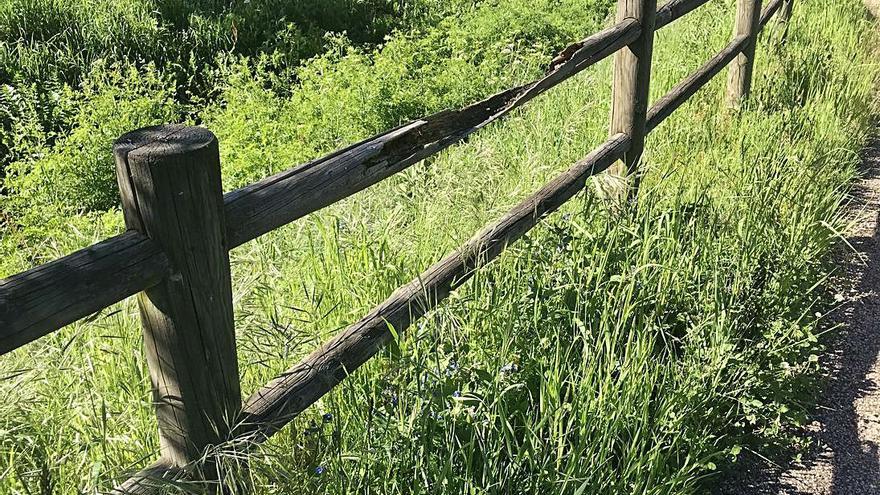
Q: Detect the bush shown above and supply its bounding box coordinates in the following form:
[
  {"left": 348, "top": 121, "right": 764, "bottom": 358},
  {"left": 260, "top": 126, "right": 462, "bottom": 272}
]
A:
[
  {"left": 207, "top": 0, "right": 615, "bottom": 188},
  {"left": 4, "top": 62, "right": 179, "bottom": 219},
  {"left": 0, "top": 0, "right": 452, "bottom": 173}
]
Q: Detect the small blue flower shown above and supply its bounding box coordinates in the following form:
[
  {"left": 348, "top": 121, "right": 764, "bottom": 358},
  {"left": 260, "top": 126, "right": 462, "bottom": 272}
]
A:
[
  {"left": 500, "top": 362, "right": 519, "bottom": 375},
  {"left": 304, "top": 422, "right": 320, "bottom": 436},
  {"left": 452, "top": 390, "right": 462, "bottom": 398},
  {"left": 445, "top": 360, "right": 459, "bottom": 377},
  {"left": 315, "top": 466, "right": 326, "bottom": 475},
  {"left": 383, "top": 387, "right": 399, "bottom": 407},
  {"left": 322, "top": 412, "right": 333, "bottom": 423}
]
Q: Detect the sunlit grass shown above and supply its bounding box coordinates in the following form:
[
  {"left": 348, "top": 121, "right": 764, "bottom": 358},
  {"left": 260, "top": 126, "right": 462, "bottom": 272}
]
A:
[{"left": 0, "top": 0, "right": 877, "bottom": 493}]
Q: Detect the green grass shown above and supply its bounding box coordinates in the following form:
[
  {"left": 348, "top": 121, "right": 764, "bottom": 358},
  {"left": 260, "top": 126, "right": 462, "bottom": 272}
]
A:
[
  {"left": 0, "top": 0, "right": 878, "bottom": 493},
  {"left": 0, "top": 0, "right": 460, "bottom": 174}
]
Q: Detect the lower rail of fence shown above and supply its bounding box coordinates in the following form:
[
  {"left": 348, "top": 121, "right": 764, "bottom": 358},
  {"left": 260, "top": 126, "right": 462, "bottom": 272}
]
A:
[{"left": 114, "top": 132, "right": 630, "bottom": 491}]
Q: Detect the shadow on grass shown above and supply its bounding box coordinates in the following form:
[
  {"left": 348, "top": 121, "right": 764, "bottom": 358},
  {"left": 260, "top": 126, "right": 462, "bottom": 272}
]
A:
[{"left": 714, "top": 138, "right": 880, "bottom": 494}]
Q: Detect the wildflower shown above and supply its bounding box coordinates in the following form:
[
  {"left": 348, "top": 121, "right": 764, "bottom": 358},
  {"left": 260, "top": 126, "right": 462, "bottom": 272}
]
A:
[
  {"left": 445, "top": 360, "right": 459, "bottom": 377},
  {"left": 500, "top": 362, "right": 519, "bottom": 375},
  {"left": 314, "top": 466, "right": 326, "bottom": 475},
  {"left": 382, "top": 387, "right": 399, "bottom": 407},
  {"left": 322, "top": 412, "right": 333, "bottom": 423},
  {"left": 452, "top": 390, "right": 462, "bottom": 398}
]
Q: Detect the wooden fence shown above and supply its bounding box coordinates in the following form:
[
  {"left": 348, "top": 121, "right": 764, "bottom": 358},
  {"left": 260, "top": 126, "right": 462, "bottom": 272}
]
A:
[{"left": 0, "top": 0, "right": 795, "bottom": 492}]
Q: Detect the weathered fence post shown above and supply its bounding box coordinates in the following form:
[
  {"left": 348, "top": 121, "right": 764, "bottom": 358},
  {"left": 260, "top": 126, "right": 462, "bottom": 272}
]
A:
[
  {"left": 113, "top": 125, "right": 241, "bottom": 472},
  {"left": 726, "top": 0, "right": 763, "bottom": 107},
  {"left": 605, "top": 0, "right": 657, "bottom": 203},
  {"left": 779, "top": 0, "right": 794, "bottom": 41}
]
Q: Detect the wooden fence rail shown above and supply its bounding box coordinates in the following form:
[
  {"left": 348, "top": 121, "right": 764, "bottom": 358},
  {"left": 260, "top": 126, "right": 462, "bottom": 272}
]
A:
[
  {"left": 0, "top": 17, "right": 642, "bottom": 355},
  {"left": 0, "top": 0, "right": 796, "bottom": 492}
]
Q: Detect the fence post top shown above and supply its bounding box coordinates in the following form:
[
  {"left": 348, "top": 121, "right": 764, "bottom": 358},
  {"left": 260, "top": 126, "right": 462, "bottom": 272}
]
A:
[{"left": 113, "top": 125, "right": 217, "bottom": 163}]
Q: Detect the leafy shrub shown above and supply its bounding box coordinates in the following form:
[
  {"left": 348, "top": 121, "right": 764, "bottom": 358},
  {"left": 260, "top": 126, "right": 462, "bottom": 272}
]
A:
[
  {"left": 1, "top": 0, "right": 614, "bottom": 225},
  {"left": 207, "top": 0, "right": 615, "bottom": 188},
  {"left": 4, "top": 62, "right": 179, "bottom": 220},
  {"left": 0, "top": 0, "right": 453, "bottom": 173}
]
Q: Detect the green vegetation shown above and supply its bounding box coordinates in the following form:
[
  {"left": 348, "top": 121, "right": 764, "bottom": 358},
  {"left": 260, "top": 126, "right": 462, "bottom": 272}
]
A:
[
  {"left": 0, "top": 0, "right": 878, "bottom": 493},
  {"left": 0, "top": 0, "right": 458, "bottom": 179}
]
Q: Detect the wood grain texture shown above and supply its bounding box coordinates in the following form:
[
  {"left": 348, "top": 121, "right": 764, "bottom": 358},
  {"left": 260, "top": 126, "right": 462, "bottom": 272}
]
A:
[
  {"left": 114, "top": 125, "right": 241, "bottom": 467},
  {"left": 655, "top": 0, "right": 711, "bottom": 30},
  {"left": 726, "top": 0, "right": 764, "bottom": 106},
  {"left": 646, "top": 34, "right": 749, "bottom": 132},
  {"left": 0, "top": 232, "right": 170, "bottom": 355},
  {"left": 236, "top": 134, "right": 630, "bottom": 439},
  {"left": 759, "top": 0, "right": 785, "bottom": 28},
  {"left": 606, "top": 0, "right": 657, "bottom": 200},
  {"left": 223, "top": 18, "right": 640, "bottom": 248},
  {"left": 110, "top": 461, "right": 186, "bottom": 494}
]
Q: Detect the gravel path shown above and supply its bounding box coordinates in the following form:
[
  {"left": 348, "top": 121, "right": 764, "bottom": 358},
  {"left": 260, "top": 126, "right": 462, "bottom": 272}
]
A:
[
  {"left": 774, "top": 139, "right": 880, "bottom": 494},
  {"left": 869, "top": 0, "right": 880, "bottom": 18}
]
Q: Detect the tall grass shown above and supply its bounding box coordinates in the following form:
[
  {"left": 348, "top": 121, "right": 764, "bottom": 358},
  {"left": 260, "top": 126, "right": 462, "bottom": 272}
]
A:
[{"left": 0, "top": 0, "right": 877, "bottom": 493}]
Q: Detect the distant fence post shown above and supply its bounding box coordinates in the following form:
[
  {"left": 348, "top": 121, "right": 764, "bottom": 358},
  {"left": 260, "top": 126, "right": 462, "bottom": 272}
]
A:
[
  {"left": 779, "top": 0, "right": 794, "bottom": 41},
  {"left": 605, "top": 0, "right": 658, "bottom": 203},
  {"left": 113, "top": 126, "right": 241, "bottom": 473},
  {"left": 726, "top": 0, "right": 763, "bottom": 107}
]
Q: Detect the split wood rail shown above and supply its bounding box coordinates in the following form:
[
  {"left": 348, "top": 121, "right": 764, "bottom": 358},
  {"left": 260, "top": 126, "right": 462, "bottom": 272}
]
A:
[{"left": 0, "top": 0, "right": 795, "bottom": 492}]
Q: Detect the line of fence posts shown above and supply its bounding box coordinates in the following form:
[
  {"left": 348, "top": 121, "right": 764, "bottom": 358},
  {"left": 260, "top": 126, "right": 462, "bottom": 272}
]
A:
[
  {"left": 103, "top": 0, "right": 793, "bottom": 490},
  {"left": 606, "top": 0, "right": 787, "bottom": 201}
]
